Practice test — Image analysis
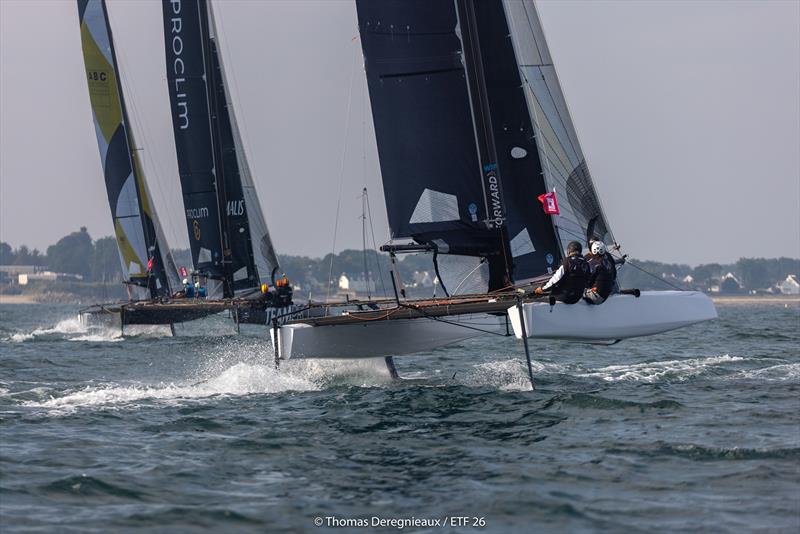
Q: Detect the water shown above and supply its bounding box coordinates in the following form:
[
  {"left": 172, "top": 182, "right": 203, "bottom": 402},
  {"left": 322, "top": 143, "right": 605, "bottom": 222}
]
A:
[{"left": 1, "top": 302, "right": 798, "bottom": 533}]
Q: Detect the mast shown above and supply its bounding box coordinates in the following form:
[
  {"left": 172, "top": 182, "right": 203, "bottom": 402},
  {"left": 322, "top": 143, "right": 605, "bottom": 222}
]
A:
[
  {"left": 78, "top": 0, "right": 176, "bottom": 299},
  {"left": 454, "top": 0, "right": 513, "bottom": 288},
  {"left": 199, "top": 4, "right": 235, "bottom": 296},
  {"left": 207, "top": 1, "right": 280, "bottom": 289}
]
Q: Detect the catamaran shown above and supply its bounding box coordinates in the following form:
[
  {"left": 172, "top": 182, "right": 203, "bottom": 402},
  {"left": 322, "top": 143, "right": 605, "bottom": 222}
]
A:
[
  {"left": 78, "top": 0, "right": 292, "bottom": 329},
  {"left": 263, "top": 0, "right": 717, "bottom": 369},
  {"left": 77, "top": 0, "right": 184, "bottom": 325}
]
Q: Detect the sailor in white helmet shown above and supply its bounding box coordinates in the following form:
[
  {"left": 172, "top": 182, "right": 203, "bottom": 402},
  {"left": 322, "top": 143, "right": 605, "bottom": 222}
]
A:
[{"left": 583, "top": 240, "right": 624, "bottom": 305}]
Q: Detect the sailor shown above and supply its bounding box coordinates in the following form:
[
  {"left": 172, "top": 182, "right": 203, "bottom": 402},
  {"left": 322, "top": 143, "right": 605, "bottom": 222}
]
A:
[
  {"left": 584, "top": 241, "right": 627, "bottom": 304},
  {"left": 195, "top": 282, "right": 207, "bottom": 299},
  {"left": 183, "top": 278, "right": 195, "bottom": 298},
  {"left": 274, "top": 275, "right": 293, "bottom": 306},
  {"left": 534, "top": 241, "right": 590, "bottom": 304},
  {"left": 583, "top": 241, "right": 617, "bottom": 305}
]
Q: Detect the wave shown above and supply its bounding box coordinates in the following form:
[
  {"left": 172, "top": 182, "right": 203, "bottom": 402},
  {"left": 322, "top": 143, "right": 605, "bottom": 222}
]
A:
[
  {"left": 731, "top": 362, "right": 800, "bottom": 382},
  {"left": 576, "top": 354, "right": 746, "bottom": 383},
  {"left": 607, "top": 441, "right": 800, "bottom": 461},
  {"left": 2, "top": 316, "right": 171, "bottom": 343},
  {"left": 23, "top": 358, "right": 394, "bottom": 414}
]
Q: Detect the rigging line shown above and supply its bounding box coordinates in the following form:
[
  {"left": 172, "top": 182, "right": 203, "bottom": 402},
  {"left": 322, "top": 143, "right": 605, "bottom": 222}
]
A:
[
  {"left": 451, "top": 257, "right": 488, "bottom": 296},
  {"left": 365, "top": 188, "right": 389, "bottom": 298},
  {"left": 360, "top": 189, "right": 371, "bottom": 300},
  {"left": 621, "top": 259, "right": 685, "bottom": 291},
  {"left": 326, "top": 42, "right": 360, "bottom": 303}
]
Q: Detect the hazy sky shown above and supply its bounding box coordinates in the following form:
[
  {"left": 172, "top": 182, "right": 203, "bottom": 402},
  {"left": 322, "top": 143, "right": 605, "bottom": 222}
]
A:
[{"left": 1, "top": 0, "right": 798, "bottom": 266}]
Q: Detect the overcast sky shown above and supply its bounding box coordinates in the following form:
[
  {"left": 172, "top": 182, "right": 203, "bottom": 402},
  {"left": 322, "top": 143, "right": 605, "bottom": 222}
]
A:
[{"left": 1, "top": 0, "right": 798, "bottom": 266}]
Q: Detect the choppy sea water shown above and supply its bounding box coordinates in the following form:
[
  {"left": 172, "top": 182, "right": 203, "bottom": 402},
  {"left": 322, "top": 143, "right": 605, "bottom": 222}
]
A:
[{"left": 0, "top": 301, "right": 798, "bottom": 533}]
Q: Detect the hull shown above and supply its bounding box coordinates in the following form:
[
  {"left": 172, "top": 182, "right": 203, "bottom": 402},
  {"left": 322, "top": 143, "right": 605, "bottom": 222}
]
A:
[
  {"left": 273, "top": 314, "right": 496, "bottom": 360},
  {"left": 508, "top": 290, "right": 717, "bottom": 341}
]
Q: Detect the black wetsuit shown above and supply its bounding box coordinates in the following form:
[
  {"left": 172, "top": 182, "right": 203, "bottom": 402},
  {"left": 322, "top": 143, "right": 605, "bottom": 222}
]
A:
[
  {"left": 543, "top": 254, "right": 591, "bottom": 304},
  {"left": 585, "top": 253, "right": 618, "bottom": 301}
]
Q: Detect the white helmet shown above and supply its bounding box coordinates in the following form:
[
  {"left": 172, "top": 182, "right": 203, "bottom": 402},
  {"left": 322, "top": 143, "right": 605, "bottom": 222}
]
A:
[
  {"left": 591, "top": 241, "right": 607, "bottom": 255},
  {"left": 182, "top": 278, "right": 189, "bottom": 285}
]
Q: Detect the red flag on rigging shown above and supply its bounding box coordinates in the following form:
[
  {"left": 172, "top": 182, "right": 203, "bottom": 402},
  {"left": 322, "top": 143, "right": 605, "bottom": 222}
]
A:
[
  {"left": 146, "top": 257, "right": 154, "bottom": 272},
  {"left": 537, "top": 191, "right": 560, "bottom": 215}
]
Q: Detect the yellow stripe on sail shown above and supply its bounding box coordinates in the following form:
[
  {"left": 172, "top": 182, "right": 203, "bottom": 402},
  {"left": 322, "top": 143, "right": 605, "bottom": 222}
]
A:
[
  {"left": 114, "top": 219, "right": 144, "bottom": 276},
  {"left": 80, "top": 21, "right": 121, "bottom": 143}
]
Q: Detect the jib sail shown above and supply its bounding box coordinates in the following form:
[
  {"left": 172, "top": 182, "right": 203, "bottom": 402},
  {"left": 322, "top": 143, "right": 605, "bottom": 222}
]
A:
[
  {"left": 502, "top": 0, "right": 615, "bottom": 250},
  {"left": 78, "top": 0, "right": 178, "bottom": 299},
  {"left": 163, "top": 0, "right": 278, "bottom": 296}
]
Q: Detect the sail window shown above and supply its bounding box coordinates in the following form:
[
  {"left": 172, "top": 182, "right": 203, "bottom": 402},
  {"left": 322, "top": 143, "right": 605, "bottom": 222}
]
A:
[
  {"left": 409, "top": 188, "right": 460, "bottom": 224},
  {"left": 510, "top": 228, "right": 536, "bottom": 258},
  {"left": 510, "top": 147, "right": 528, "bottom": 159}
]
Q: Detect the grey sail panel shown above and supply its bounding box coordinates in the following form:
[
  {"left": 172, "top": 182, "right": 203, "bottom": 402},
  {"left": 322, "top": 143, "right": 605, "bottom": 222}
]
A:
[
  {"left": 207, "top": 3, "right": 280, "bottom": 287},
  {"left": 503, "top": 0, "right": 614, "bottom": 247},
  {"left": 356, "top": 0, "right": 504, "bottom": 264},
  {"left": 162, "top": 0, "right": 227, "bottom": 282},
  {"left": 78, "top": 0, "right": 174, "bottom": 298}
]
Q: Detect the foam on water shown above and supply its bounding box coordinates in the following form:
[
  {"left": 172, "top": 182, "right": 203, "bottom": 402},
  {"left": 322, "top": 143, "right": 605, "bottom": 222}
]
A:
[
  {"left": 23, "top": 357, "right": 393, "bottom": 414},
  {"left": 3, "top": 316, "right": 172, "bottom": 343},
  {"left": 577, "top": 354, "right": 746, "bottom": 382},
  {"left": 732, "top": 362, "right": 800, "bottom": 381},
  {"left": 25, "top": 362, "right": 317, "bottom": 413}
]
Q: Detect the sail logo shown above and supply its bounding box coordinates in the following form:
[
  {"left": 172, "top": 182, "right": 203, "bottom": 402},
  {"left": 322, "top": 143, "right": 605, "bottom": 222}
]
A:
[
  {"left": 168, "top": 0, "right": 189, "bottom": 130},
  {"left": 226, "top": 200, "right": 244, "bottom": 217},
  {"left": 186, "top": 206, "right": 209, "bottom": 219},
  {"left": 486, "top": 173, "right": 505, "bottom": 228},
  {"left": 87, "top": 71, "right": 107, "bottom": 82}
]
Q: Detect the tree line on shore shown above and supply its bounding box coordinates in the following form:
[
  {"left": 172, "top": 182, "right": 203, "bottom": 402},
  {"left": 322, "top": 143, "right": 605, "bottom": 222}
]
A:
[{"left": 2, "top": 228, "right": 797, "bottom": 292}]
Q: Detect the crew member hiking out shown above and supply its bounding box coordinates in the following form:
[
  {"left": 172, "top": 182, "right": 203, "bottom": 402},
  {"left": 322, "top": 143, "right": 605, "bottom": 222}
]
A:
[
  {"left": 583, "top": 241, "right": 625, "bottom": 305},
  {"left": 535, "top": 241, "right": 590, "bottom": 304}
]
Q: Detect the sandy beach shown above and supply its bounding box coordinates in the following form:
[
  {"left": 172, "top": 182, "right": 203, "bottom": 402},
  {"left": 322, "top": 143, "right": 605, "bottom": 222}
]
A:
[
  {"left": 711, "top": 295, "right": 800, "bottom": 305},
  {"left": 0, "top": 294, "right": 39, "bottom": 304}
]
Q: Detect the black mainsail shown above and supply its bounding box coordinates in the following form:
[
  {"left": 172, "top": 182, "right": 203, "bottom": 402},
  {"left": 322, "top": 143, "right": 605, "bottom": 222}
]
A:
[
  {"left": 163, "top": 0, "right": 278, "bottom": 297},
  {"left": 78, "top": 0, "right": 179, "bottom": 299},
  {"left": 357, "top": 0, "right": 613, "bottom": 290}
]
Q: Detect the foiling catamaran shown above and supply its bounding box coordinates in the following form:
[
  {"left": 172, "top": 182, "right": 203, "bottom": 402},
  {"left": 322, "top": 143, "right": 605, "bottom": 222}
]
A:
[
  {"left": 260, "top": 0, "right": 717, "bottom": 382},
  {"left": 77, "top": 0, "right": 294, "bottom": 329},
  {"left": 76, "top": 0, "right": 715, "bottom": 386}
]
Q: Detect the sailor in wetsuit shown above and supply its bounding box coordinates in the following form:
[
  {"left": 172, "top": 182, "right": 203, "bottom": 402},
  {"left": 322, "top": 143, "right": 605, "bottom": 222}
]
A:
[
  {"left": 583, "top": 241, "right": 619, "bottom": 305},
  {"left": 534, "top": 241, "right": 590, "bottom": 304}
]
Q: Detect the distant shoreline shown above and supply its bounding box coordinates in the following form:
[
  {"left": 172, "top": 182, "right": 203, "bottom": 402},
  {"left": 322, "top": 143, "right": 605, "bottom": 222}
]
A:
[
  {"left": 0, "top": 294, "right": 39, "bottom": 304},
  {"left": 1, "top": 292, "right": 797, "bottom": 306},
  {"left": 711, "top": 295, "right": 799, "bottom": 305}
]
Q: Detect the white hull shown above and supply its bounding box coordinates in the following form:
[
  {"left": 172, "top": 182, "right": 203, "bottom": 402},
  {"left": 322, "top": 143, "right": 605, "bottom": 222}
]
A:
[
  {"left": 273, "top": 314, "right": 494, "bottom": 360},
  {"left": 508, "top": 290, "right": 717, "bottom": 341},
  {"left": 271, "top": 291, "right": 716, "bottom": 360}
]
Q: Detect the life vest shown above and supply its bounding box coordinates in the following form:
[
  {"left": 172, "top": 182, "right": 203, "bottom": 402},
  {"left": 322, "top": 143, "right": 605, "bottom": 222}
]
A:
[
  {"left": 554, "top": 254, "right": 590, "bottom": 303},
  {"left": 587, "top": 254, "right": 617, "bottom": 299}
]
